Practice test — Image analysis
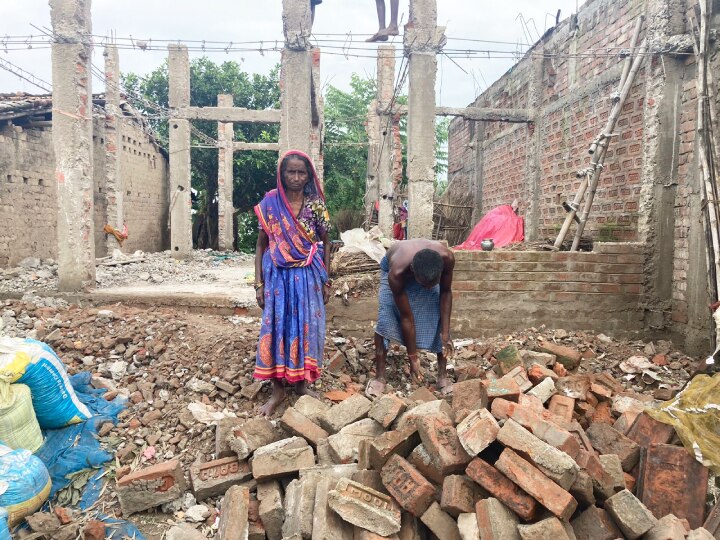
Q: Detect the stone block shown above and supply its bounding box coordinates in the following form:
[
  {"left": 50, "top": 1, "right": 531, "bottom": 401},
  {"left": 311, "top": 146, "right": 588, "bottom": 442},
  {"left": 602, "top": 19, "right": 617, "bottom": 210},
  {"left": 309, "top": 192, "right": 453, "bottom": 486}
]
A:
[
  {"left": 282, "top": 476, "right": 318, "bottom": 539},
  {"left": 598, "top": 454, "right": 625, "bottom": 493},
  {"left": 569, "top": 470, "right": 595, "bottom": 507},
  {"left": 215, "top": 417, "right": 244, "bottom": 458},
  {"left": 574, "top": 450, "right": 615, "bottom": 501},
  {"left": 688, "top": 528, "right": 716, "bottom": 540},
  {"left": 465, "top": 458, "right": 539, "bottom": 521},
  {"left": 299, "top": 463, "right": 358, "bottom": 482},
  {"left": 518, "top": 517, "right": 570, "bottom": 540},
  {"left": 457, "top": 513, "right": 480, "bottom": 540},
  {"left": 398, "top": 512, "right": 423, "bottom": 540},
  {"left": 420, "top": 502, "right": 461, "bottom": 540},
  {"left": 570, "top": 505, "right": 622, "bottom": 540},
  {"left": 294, "top": 394, "right": 331, "bottom": 425},
  {"left": 190, "top": 456, "right": 252, "bottom": 501},
  {"left": 217, "top": 485, "right": 249, "bottom": 540},
  {"left": 495, "top": 344, "right": 523, "bottom": 376},
  {"left": 327, "top": 478, "right": 402, "bottom": 537},
  {"left": 604, "top": 489, "right": 658, "bottom": 540},
  {"left": 368, "top": 427, "right": 420, "bottom": 470},
  {"left": 369, "top": 393, "right": 407, "bottom": 428},
  {"left": 257, "top": 481, "right": 284, "bottom": 540},
  {"left": 536, "top": 340, "right": 581, "bottom": 370},
  {"left": 395, "top": 399, "right": 454, "bottom": 431},
  {"left": 440, "top": 475, "right": 476, "bottom": 517},
  {"left": 644, "top": 514, "right": 690, "bottom": 540},
  {"left": 495, "top": 449, "right": 577, "bottom": 521},
  {"left": 457, "top": 407, "right": 500, "bottom": 456},
  {"left": 313, "top": 476, "right": 353, "bottom": 540},
  {"left": 520, "top": 349, "right": 556, "bottom": 367},
  {"left": 407, "top": 444, "right": 444, "bottom": 484},
  {"left": 496, "top": 419, "right": 578, "bottom": 489},
  {"left": 637, "top": 443, "right": 709, "bottom": 529},
  {"left": 475, "top": 497, "right": 520, "bottom": 540},
  {"left": 116, "top": 459, "right": 186, "bottom": 515},
  {"left": 527, "top": 377, "right": 557, "bottom": 403},
  {"left": 452, "top": 379, "right": 489, "bottom": 419},
  {"left": 352, "top": 469, "right": 386, "bottom": 494},
  {"left": 251, "top": 437, "right": 315, "bottom": 481},
  {"left": 228, "top": 417, "right": 280, "bottom": 460},
  {"left": 381, "top": 455, "right": 436, "bottom": 517},
  {"left": 280, "top": 407, "right": 329, "bottom": 447},
  {"left": 328, "top": 418, "right": 385, "bottom": 464},
  {"left": 586, "top": 422, "right": 640, "bottom": 472},
  {"left": 416, "top": 413, "right": 472, "bottom": 475},
  {"left": 353, "top": 528, "right": 399, "bottom": 540},
  {"left": 530, "top": 418, "right": 581, "bottom": 460},
  {"left": 547, "top": 395, "right": 575, "bottom": 424},
  {"left": 320, "top": 394, "right": 372, "bottom": 433}
]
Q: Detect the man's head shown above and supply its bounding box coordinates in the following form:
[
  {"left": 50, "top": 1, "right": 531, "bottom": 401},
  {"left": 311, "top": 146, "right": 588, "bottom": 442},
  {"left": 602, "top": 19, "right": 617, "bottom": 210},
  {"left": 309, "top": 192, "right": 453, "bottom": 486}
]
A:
[{"left": 411, "top": 248, "right": 444, "bottom": 288}]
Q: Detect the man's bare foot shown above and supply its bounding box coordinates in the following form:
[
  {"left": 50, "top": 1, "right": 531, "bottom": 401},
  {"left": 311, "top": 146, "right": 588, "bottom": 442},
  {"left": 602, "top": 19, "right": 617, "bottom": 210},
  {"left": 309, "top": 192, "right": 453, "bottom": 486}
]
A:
[
  {"left": 366, "top": 30, "right": 390, "bottom": 42},
  {"left": 260, "top": 382, "right": 286, "bottom": 417},
  {"left": 365, "top": 378, "right": 386, "bottom": 399},
  {"left": 385, "top": 25, "right": 399, "bottom": 36},
  {"left": 294, "top": 381, "right": 320, "bottom": 399}
]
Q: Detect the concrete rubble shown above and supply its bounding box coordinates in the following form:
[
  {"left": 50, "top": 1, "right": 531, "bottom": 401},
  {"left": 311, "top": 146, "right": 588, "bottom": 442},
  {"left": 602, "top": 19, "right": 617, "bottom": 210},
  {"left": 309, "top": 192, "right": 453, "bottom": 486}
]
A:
[{"left": 5, "top": 295, "right": 715, "bottom": 539}]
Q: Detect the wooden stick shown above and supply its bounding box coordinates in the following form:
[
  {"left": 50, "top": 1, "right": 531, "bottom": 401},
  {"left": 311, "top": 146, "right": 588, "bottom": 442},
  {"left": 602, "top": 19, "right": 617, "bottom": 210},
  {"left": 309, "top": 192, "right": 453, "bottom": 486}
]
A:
[
  {"left": 554, "top": 17, "right": 644, "bottom": 249},
  {"left": 571, "top": 40, "right": 647, "bottom": 250}
]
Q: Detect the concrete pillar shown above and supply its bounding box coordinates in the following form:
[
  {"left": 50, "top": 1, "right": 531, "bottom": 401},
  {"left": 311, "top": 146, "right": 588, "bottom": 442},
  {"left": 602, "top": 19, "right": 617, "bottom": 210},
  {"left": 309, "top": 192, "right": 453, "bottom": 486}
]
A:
[
  {"left": 50, "top": 0, "right": 95, "bottom": 291},
  {"left": 217, "top": 94, "right": 234, "bottom": 251},
  {"left": 103, "top": 44, "right": 123, "bottom": 255},
  {"left": 405, "top": 0, "right": 445, "bottom": 238},
  {"left": 365, "top": 100, "right": 380, "bottom": 225},
  {"left": 279, "top": 0, "right": 312, "bottom": 155},
  {"left": 376, "top": 45, "right": 396, "bottom": 237},
  {"left": 471, "top": 121, "right": 486, "bottom": 227},
  {"left": 524, "top": 52, "right": 544, "bottom": 241},
  {"left": 310, "top": 48, "right": 325, "bottom": 186},
  {"left": 168, "top": 44, "right": 192, "bottom": 259}
]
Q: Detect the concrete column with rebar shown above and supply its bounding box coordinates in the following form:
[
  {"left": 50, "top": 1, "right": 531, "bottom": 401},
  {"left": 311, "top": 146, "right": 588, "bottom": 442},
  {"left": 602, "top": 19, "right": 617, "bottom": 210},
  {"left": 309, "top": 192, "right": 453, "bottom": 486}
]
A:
[
  {"left": 405, "top": 0, "right": 445, "bottom": 238},
  {"left": 217, "top": 94, "right": 234, "bottom": 251},
  {"left": 168, "top": 44, "right": 192, "bottom": 259},
  {"left": 310, "top": 48, "right": 325, "bottom": 186},
  {"left": 103, "top": 44, "right": 123, "bottom": 255},
  {"left": 50, "top": 0, "right": 96, "bottom": 290},
  {"left": 279, "top": 0, "right": 312, "bottom": 156},
  {"left": 376, "top": 45, "right": 396, "bottom": 237}
]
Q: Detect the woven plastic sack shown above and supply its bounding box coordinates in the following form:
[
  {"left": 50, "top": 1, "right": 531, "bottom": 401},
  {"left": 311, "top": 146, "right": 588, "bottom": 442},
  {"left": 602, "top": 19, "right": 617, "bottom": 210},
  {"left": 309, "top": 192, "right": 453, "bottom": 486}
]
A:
[
  {"left": 0, "top": 378, "right": 43, "bottom": 453},
  {"left": 0, "top": 508, "right": 9, "bottom": 540},
  {"left": 647, "top": 372, "right": 720, "bottom": 473},
  {"left": 0, "top": 337, "right": 91, "bottom": 429},
  {"left": 0, "top": 445, "right": 51, "bottom": 527}
]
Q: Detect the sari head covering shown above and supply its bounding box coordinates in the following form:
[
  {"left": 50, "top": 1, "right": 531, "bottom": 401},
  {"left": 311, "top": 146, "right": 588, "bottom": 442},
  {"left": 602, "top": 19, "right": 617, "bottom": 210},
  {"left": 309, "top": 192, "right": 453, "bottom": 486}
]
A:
[{"left": 253, "top": 150, "right": 328, "bottom": 383}]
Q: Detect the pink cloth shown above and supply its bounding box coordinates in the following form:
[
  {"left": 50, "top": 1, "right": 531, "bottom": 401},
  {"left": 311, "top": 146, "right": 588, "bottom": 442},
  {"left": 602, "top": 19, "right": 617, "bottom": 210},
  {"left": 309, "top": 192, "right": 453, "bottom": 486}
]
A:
[{"left": 455, "top": 205, "right": 524, "bottom": 250}]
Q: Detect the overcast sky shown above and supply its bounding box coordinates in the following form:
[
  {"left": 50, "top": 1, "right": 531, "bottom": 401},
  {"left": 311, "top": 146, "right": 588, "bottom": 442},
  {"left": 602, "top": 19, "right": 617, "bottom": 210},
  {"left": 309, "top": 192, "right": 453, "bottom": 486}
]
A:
[{"left": 0, "top": 1, "right": 584, "bottom": 107}]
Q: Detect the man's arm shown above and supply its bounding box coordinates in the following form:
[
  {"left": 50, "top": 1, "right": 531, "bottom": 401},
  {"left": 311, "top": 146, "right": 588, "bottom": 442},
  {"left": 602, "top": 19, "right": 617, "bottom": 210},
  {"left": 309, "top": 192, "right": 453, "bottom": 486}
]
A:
[
  {"left": 439, "top": 251, "right": 455, "bottom": 343},
  {"left": 389, "top": 270, "right": 416, "bottom": 356}
]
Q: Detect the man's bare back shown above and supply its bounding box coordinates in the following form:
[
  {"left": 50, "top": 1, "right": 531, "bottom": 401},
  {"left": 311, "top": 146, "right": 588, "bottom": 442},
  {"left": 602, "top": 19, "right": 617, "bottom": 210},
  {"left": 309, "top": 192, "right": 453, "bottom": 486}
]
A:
[{"left": 386, "top": 239, "right": 454, "bottom": 284}]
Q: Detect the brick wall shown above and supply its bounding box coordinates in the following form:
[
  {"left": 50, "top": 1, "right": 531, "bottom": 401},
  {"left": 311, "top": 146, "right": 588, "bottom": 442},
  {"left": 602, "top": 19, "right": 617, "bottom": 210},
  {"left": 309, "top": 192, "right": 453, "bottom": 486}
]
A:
[{"left": 0, "top": 115, "right": 169, "bottom": 266}]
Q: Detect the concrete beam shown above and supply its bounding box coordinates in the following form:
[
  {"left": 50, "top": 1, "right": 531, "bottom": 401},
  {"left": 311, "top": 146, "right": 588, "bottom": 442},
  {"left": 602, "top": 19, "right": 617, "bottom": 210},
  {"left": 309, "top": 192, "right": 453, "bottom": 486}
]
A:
[
  {"left": 389, "top": 105, "right": 533, "bottom": 123},
  {"left": 217, "top": 94, "right": 234, "bottom": 252},
  {"left": 103, "top": 44, "right": 123, "bottom": 256},
  {"left": 51, "top": 0, "right": 96, "bottom": 291},
  {"left": 173, "top": 107, "right": 280, "bottom": 124},
  {"left": 233, "top": 142, "right": 280, "bottom": 152},
  {"left": 168, "top": 44, "right": 193, "bottom": 259}
]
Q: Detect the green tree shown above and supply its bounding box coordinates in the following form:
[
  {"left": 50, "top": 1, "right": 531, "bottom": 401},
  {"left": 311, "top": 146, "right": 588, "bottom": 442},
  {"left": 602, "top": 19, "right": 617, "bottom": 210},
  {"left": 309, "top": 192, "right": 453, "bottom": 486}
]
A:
[{"left": 122, "top": 58, "right": 280, "bottom": 250}]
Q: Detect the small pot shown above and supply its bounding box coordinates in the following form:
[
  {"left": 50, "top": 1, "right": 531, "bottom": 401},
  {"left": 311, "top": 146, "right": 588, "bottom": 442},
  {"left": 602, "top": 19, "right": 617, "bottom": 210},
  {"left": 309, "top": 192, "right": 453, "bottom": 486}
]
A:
[{"left": 480, "top": 238, "right": 495, "bottom": 251}]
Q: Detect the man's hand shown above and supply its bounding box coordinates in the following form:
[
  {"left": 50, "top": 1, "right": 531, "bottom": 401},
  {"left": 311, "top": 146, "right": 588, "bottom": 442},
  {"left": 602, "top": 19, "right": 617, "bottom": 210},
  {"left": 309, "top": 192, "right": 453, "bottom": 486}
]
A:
[
  {"left": 256, "top": 286, "right": 265, "bottom": 309},
  {"left": 441, "top": 333, "right": 453, "bottom": 359}
]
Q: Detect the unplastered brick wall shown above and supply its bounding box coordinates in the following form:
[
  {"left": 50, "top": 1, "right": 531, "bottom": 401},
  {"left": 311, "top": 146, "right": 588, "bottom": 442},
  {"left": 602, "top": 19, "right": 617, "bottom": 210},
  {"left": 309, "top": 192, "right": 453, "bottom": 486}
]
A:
[
  {"left": 452, "top": 244, "right": 644, "bottom": 338},
  {"left": 0, "top": 116, "right": 169, "bottom": 266},
  {"left": 445, "top": 0, "right": 647, "bottom": 242}
]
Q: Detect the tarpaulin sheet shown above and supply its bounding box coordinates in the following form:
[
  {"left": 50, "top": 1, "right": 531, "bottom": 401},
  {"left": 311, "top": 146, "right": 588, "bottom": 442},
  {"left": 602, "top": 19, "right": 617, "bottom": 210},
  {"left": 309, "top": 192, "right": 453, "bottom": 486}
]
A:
[{"left": 455, "top": 205, "right": 524, "bottom": 250}]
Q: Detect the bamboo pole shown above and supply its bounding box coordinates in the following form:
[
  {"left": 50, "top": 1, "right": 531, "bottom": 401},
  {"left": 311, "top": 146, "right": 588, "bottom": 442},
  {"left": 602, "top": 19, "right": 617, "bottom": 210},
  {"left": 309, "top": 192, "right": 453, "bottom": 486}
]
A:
[
  {"left": 571, "top": 41, "right": 647, "bottom": 250},
  {"left": 554, "top": 16, "right": 644, "bottom": 248}
]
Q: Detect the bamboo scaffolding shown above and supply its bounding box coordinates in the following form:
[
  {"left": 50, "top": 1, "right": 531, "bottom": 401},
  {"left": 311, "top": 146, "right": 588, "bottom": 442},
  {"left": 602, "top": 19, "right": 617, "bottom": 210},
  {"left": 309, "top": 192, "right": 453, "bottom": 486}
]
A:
[{"left": 554, "top": 16, "right": 644, "bottom": 249}]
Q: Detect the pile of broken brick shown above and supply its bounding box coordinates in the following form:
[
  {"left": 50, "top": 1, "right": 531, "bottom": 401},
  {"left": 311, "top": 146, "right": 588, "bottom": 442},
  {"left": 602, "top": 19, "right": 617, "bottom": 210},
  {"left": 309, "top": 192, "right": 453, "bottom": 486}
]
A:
[{"left": 114, "top": 343, "right": 718, "bottom": 540}]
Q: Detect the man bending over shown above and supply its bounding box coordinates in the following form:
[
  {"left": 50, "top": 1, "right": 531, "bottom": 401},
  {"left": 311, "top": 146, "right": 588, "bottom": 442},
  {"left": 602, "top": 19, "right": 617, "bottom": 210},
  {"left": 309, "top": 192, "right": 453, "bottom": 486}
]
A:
[{"left": 366, "top": 239, "right": 455, "bottom": 397}]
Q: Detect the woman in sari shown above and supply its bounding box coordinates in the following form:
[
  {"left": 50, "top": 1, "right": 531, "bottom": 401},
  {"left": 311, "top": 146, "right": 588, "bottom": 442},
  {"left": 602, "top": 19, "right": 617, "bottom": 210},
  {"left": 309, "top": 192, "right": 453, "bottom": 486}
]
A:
[{"left": 253, "top": 150, "right": 332, "bottom": 416}]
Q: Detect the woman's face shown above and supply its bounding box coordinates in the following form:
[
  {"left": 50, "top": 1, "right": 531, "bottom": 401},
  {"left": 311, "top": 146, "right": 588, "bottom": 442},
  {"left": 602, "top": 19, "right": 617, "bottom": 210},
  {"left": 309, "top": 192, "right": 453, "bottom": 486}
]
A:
[{"left": 283, "top": 158, "right": 309, "bottom": 193}]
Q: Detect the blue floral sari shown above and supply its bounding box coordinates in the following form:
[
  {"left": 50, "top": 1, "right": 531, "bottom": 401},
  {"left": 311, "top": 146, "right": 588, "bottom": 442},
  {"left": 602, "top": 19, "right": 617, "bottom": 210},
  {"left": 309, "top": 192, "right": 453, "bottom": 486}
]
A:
[{"left": 253, "top": 150, "right": 328, "bottom": 383}]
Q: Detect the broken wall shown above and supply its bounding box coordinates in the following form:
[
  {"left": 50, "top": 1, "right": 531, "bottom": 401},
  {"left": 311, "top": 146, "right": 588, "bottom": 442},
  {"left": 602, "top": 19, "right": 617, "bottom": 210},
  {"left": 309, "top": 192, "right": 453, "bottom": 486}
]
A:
[{"left": 0, "top": 116, "right": 169, "bottom": 267}]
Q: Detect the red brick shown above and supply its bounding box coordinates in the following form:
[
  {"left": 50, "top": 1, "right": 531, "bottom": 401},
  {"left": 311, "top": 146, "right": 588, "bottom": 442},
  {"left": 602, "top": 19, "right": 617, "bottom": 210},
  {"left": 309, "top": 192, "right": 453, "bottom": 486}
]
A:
[
  {"left": 485, "top": 378, "right": 521, "bottom": 402},
  {"left": 191, "top": 456, "right": 253, "bottom": 501},
  {"left": 368, "top": 394, "right": 407, "bottom": 428},
  {"left": 476, "top": 498, "right": 520, "bottom": 539},
  {"left": 451, "top": 379, "right": 488, "bottom": 420},
  {"left": 466, "top": 458, "right": 540, "bottom": 521},
  {"left": 517, "top": 393, "right": 544, "bottom": 411},
  {"left": 495, "top": 449, "right": 577, "bottom": 521},
  {"left": 527, "top": 363, "right": 558, "bottom": 385},
  {"left": 536, "top": 340, "right": 581, "bottom": 370},
  {"left": 571, "top": 506, "right": 623, "bottom": 540},
  {"left": 381, "top": 455, "right": 436, "bottom": 517},
  {"left": 83, "top": 520, "right": 106, "bottom": 540},
  {"left": 440, "top": 475, "right": 476, "bottom": 517},
  {"left": 575, "top": 449, "right": 615, "bottom": 500},
  {"left": 420, "top": 502, "right": 461, "bottom": 540},
  {"left": 637, "top": 443, "right": 709, "bottom": 529},
  {"left": 369, "top": 427, "right": 420, "bottom": 470},
  {"left": 500, "top": 366, "right": 533, "bottom": 393},
  {"left": 456, "top": 408, "right": 500, "bottom": 456},
  {"left": 548, "top": 395, "right": 576, "bottom": 423},
  {"left": 279, "top": 407, "right": 329, "bottom": 447},
  {"left": 416, "top": 413, "right": 472, "bottom": 475},
  {"left": 407, "top": 444, "right": 444, "bottom": 485},
  {"left": 117, "top": 459, "right": 186, "bottom": 515},
  {"left": 586, "top": 422, "right": 640, "bottom": 471},
  {"left": 625, "top": 412, "right": 675, "bottom": 448}
]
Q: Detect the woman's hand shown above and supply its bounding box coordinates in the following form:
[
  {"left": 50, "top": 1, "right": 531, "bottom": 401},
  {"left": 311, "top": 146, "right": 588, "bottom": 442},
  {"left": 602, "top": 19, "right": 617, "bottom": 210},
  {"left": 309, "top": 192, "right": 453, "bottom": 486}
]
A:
[{"left": 256, "top": 285, "right": 265, "bottom": 309}]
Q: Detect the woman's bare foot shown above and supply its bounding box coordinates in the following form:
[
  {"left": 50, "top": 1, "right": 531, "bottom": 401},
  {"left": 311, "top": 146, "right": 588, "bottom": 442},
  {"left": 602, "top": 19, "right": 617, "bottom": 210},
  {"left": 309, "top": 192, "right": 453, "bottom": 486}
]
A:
[
  {"left": 295, "top": 380, "right": 320, "bottom": 399},
  {"left": 260, "top": 381, "right": 286, "bottom": 417},
  {"left": 365, "top": 378, "right": 386, "bottom": 399}
]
